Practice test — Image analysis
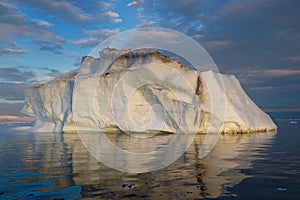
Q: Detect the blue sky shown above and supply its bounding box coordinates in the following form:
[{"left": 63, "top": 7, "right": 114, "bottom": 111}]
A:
[{"left": 0, "top": 0, "right": 300, "bottom": 115}]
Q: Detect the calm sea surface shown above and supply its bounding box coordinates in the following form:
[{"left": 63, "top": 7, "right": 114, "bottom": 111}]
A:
[{"left": 0, "top": 118, "right": 299, "bottom": 199}]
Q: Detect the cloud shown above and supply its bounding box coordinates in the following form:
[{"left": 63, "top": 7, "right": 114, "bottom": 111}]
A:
[
  {"left": 0, "top": 1, "right": 64, "bottom": 55},
  {"left": 127, "top": 0, "right": 144, "bottom": 8},
  {"left": 14, "top": 0, "right": 92, "bottom": 24},
  {"left": 32, "top": 39, "right": 64, "bottom": 54},
  {"left": 0, "top": 42, "right": 28, "bottom": 56},
  {"left": 136, "top": 13, "right": 145, "bottom": 19},
  {"left": 0, "top": 67, "right": 36, "bottom": 83},
  {"left": 40, "top": 67, "right": 61, "bottom": 77},
  {"left": 226, "top": 67, "right": 300, "bottom": 89},
  {"left": 0, "top": 46, "right": 27, "bottom": 56},
  {"left": 73, "top": 38, "right": 100, "bottom": 48},
  {"left": 201, "top": 0, "right": 300, "bottom": 68},
  {"left": 100, "top": 11, "right": 122, "bottom": 23},
  {"left": 286, "top": 56, "right": 300, "bottom": 63},
  {"left": 74, "top": 29, "right": 119, "bottom": 48},
  {"left": 0, "top": 1, "right": 63, "bottom": 43},
  {"left": 191, "top": 34, "right": 204, "bottom": 41},
  {"left": 33, "top": 19, "right": 54, "bottom": 27},
  {"left": 113, "top": 18, "right": 122, "bottom": 23},
  {"left": 264, "top": 69, "right": 300, "bottom": 77},
  {"left": 84, "top": 28, "right": 119, "bottom": 39},
  {"left": 140, "top": 0, "right": 300, "bottom": 70},
  {"left": 100, "top": 2, "right": 115, "bottom": 10},
  {"left": 202, "top": 40, "right": 231, "bottom": 50},
  {"left": 0, "top": 82, "right": 30, "bottom": 115},
  {"left": 0, "top": 82, "right": 27, "bottom": 100},
  {"left": 102, "top": 11, "right": 120, "bottom": 18},
  {"left": 73, "top": 61, "right": 81, "bottom": 67},
  {"left": 147, "top": 0, "right": 205, "bottom": 30},
  {"left": 137, "top": 20, "right": 156, "bottom": 28}
]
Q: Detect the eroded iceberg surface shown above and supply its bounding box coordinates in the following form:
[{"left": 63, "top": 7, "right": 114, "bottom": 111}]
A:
[{"left": 22, "top": 48, "right": 277, "bottom": 133}]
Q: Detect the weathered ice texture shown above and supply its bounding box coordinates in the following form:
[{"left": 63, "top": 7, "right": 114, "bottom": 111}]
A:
[{"left": 22, "top": 48, "right": 277, "bottom": 133}]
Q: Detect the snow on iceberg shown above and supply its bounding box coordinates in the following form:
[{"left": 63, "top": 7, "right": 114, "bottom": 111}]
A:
[{"left": 22, "top": 48, "right": 277, "bottom": 133}]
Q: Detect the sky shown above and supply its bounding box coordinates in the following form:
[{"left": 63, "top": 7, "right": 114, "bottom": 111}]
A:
[{"left": 0, "top": 0, "right": 300, "bottom": 116}]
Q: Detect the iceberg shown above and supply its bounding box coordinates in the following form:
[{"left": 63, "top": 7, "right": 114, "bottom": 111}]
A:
[{"left": 22, "top": 48, "right": 277, "bottom": 133}]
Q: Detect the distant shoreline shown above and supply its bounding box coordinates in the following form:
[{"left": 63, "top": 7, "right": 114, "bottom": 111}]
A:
[
  {"left": 0, "top": 115, "right": 35, "bottom": 125},
  {"left": 263, "top": 108, "right": 300, "bottom": 113}
]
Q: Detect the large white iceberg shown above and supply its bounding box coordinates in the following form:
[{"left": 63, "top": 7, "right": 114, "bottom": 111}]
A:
[{"left": 22, "top": 48, "right": 277, "bottom": 133}]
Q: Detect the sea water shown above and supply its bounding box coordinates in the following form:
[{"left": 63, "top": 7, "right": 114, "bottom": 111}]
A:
[{"left": 0, "top": 117, "right": 299, "bottom": 199}]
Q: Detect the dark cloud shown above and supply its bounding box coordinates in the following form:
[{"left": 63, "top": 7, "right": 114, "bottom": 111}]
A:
[
  {"left": 226, "top": 67, "right": 300, "bottom": 88},
  {"left": 245, "top": 85, "right": 300, "bottom": 110},
  {"left": 0, "top": 46, "right": 27, "bottom": 55},
  {"left": 0, "top": 102, "right": 25, "bottom": 115},
  {"left": 142, "top": 0, "right": 209, "bottom": 34},
  {"left": 0, "top": 82, "right": 27, "bottom": 101},
  {"left": 73, "top": 62, "right": 81, "bottom": 67},
  {"left": 46, "top": 69, "right": 61, "bottom": 77},
  {"left": 0, "top": 0, "right": 64, "bottom": 56},
  {"left": 74, "top": 29, "right": 119, "bottom": 48},
  {"left": 32, "top": 39, "right": 64, "bottom": 54},
  {"left": 0, "top": 1, "right": 62, "bottom": 42},
  {"left": 136, "top": 0, "right": 300, "bottom": 110},
  {"left": 0, "top": 66, "right": 62, "bottom": 116},
  {"left": 0, "top": 42, "right": 28, "bottom": 55},
  {"left": 73, "top": 38, "right": 100, "bottom": 48},
  {"left": 0, "top": 67, "right": 36, "bottom": 82},
  {"left": 0, "top": 82, "right": 27, "bottom": 116},
  {"left": 201, "top": 0, "right": 300, "bottom": 69},
  {"left": 13, "top": 0, "right": 92, "bottom": 25},
  {"left": 141, "top": 0, "right": 300, "bottom": 69},
  {"left": 37, "top": 67, "right": 61, "bottom": 77},
  {"left": 138, "top": 0, "right": 300, "bottom": 108}
]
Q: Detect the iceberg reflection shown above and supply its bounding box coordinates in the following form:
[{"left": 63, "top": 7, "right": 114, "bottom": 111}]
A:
[{"left": 22, "top": 131, "right": 276, "bottom": 199}]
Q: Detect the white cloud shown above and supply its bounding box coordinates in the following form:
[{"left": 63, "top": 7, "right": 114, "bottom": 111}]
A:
[
  {"left": 102, "top": 11, "right": 120, "bottom": 18},
  {"left": 137, "top": 20, "right": 156, "bottom": 28},
  {"left": 136, "top": 13, "right": 145, "bottom": 19},
  {"left": 0, "top": 1, "right": 16, "bottom": 9},
  {"left": 191, "top": 34, "right": 204, "bottom": 41},
  {"left": 137, "top": 7, "right": 144, "bottom": 12},
  {"left": 100, "top": 11, "right": 122, "bottom": 23},
  {"left": 100, "top": 2, "right": 115, "bottom": 10},
  {"left": 127, "top": 0, "right": 144, "bottom": 8},
  {"left": 114, "top": 18, "right": 122, "bottom": 23},
  {"left": 33, "top": 19, "right": 54, "bottom": 27},
  {"left": 127, "top": 1, "right": 138, "bottom": 7}
]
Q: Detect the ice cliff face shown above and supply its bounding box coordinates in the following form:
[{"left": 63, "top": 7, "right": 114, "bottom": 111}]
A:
[{"left": 22, "top": 48, "right": 277, "bottom": 133}]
